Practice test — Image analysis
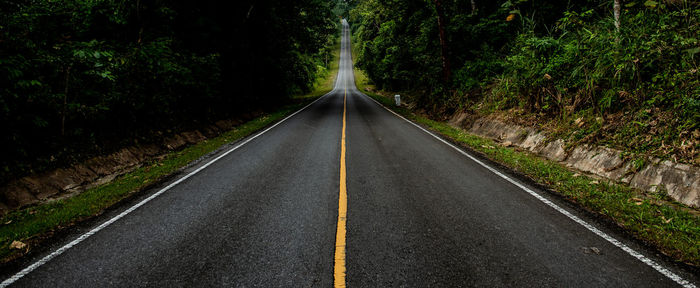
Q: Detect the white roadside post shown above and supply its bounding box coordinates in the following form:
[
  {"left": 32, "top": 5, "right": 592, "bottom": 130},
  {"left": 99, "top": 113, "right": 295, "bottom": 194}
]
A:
[{"left": 394, "top": 94, "right": 401, "bottom": 106}]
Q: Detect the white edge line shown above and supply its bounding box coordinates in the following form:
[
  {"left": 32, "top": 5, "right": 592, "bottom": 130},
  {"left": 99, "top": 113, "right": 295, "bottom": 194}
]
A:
[
  {"left": 362, "top": 94, "right": 695, "bottom": 288},
  {"left": 0, "top": 91, "right": 334, "bottom": 287}
]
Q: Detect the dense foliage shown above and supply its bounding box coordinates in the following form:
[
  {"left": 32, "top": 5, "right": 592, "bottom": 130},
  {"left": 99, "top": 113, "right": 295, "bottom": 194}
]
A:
[
  {"left": 352, "top": 0, "right": 700, "bottom": 162},
  {"left": 0, "top": 0, "right": 337, "bottom": 182}
]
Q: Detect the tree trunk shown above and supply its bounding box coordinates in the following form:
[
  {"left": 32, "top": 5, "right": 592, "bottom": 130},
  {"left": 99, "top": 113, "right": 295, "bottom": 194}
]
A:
[
  {"left": 245, "top": 3, "right": 255, "bottom": 23},
  {"left": 614, "top": 0, "right": 621, "bottom": 32},
  {"left": 471, "top": 0, "right": 476, "bottom": 15},
  {"left": 136, "top": 0, "right": 142, "bottom": 43},
  {"left": 432, "top": 0, "right": 451, "bottom": 83},
  {"left": 61, "top": 66, "right": 71, "bottom": 137}
]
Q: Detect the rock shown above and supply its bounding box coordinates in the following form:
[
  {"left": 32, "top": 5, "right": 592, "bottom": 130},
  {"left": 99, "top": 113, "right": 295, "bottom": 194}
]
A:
[
  {"left": 464, "top": 115, "right": 699, "bottom": 208},
  {"left": 676, "top": 163, "right": 691, "bottom": 172},
  {"left": 85, "top": 155, "right": 117, "bottom": 176},
  {"left": 469, "top": 118, "right": 530, "bottom": 146},
  {"left": 20, "top": 176, "right": 57, "bottom": 201},
  {"left": 0, "top": 115, "right": 250, "bottom": 215},
  {"left": 72, "top": 164, "right": 97, "bottom": 181},
  {"left": 10, "top": 240, "right": 26, "bottom": 250},
  {"left": 1, "top": 181, "right": 37, "bottom": 210},
  {"left": 581, "top": 247, "right": 601, "bottom": 255},
  {"left": 539, "top": 139, "right": 568, "bottom": 162},
  {"left": 181, "top": 130, "right": 206, "bottom": 144},
  {"left": 564, "top": 145, "right": 631, "bottom": 180},
  {"left": 202, "top": 125, "right": 218, "bottom": 137},
  {"left": 112, "top": 148, "right": 139, "bottom": 168},
  {"left": 44, "top": 168, "right": 79, "bottom": 195},
  {"left": 448, "top": 112, "right": 469, "bottom": 128},
  {"left": 630, "top": 161, "right": 700, "bottom": 208},
  {"left": 164, "top": 134, "right": 187, "bottom": 150},
  {"left": 520, "top": 132, "right": 546, "bottom": 152}
]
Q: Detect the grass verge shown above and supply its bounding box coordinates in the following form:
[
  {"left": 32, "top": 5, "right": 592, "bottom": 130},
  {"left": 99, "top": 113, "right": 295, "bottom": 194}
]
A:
[
  {"left": 354, "top": 68, "right": 700, "bottom": 267},
  {"left": 0, "top": 36, "right": 342, "bottom": 264}
]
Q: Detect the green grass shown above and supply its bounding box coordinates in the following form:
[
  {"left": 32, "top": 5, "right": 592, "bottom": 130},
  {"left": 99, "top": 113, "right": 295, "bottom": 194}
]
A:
[
  {"left": 0, "top": 36, "right": 343, "bottom": 264},
  {"left": 353, "top": 68, "right": 700, "bottom": 267}
]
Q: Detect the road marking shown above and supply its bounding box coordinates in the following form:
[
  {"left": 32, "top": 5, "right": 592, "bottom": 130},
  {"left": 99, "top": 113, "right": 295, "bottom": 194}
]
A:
[
  {"left": 363, "top": 94, "right": 696, "bottom": 288},
  {"left": 334, "top": 87, "right": 348, "bottom": 288},
  {"left": 0, "top": 92, "right": 336, "bottom": 288}
]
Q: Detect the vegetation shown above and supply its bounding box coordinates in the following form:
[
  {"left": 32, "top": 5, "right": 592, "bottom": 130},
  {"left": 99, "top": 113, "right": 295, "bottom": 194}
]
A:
[
  {"left": 350, "top": 0, "right": 700, "bottom": 164},
  {"left": 0, "top": 0, "right": 338, "bottom": 184}
]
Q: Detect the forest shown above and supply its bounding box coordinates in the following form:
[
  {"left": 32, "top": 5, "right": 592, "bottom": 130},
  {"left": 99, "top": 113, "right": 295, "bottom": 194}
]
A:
[
  {"left": 0, "top": 0, "right": 337, "bottom": 184},
  {"left": 350, "top": 0, "right": 699, "bottom": 165},
  {"left": 2, "top": 0, "right": 699, "bottom": 182}
]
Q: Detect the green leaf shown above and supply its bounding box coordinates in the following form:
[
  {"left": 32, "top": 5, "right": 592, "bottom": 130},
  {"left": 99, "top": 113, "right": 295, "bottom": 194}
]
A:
[
  {"left": 644, "top": 0, "right": 658, "bottom": 8},
  {"left": 684, "top": 47, "right": 700, "bottom": 57}
]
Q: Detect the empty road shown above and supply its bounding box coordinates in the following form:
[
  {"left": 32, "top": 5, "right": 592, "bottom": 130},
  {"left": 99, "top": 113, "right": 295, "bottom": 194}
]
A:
[{"left": 1, "top": 20, "right": 696, "bottom": 288}]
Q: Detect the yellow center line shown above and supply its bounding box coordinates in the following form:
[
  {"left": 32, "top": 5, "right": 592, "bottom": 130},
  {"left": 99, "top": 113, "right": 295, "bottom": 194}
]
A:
[{"left": 334, "top": 88, "right": 348, "bottom": 287}]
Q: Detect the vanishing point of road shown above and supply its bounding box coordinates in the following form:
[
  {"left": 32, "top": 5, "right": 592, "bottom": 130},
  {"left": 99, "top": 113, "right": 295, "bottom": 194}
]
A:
[{"left": 1, "top": 20, "right": 697, "bottom": 287}]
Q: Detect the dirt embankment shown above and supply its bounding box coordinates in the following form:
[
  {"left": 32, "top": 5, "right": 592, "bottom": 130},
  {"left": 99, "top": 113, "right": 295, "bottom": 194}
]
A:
[{"left": 0, "top": 115, "right": 261, "bottom": 215}]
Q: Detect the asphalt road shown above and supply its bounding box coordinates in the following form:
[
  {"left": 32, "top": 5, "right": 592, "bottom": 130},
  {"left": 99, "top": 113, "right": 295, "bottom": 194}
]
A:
[{"left": 1, "top": 20, "right": 697, "bottom": 287}]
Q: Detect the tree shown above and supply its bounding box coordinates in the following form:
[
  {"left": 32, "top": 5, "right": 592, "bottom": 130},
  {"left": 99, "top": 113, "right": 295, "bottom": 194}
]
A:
[
  {"left": 0, "top": 0, "right": 337, "bottom": 183},
  {"left": 432, "top": 0, "right": 451, "bottom": 83}
]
